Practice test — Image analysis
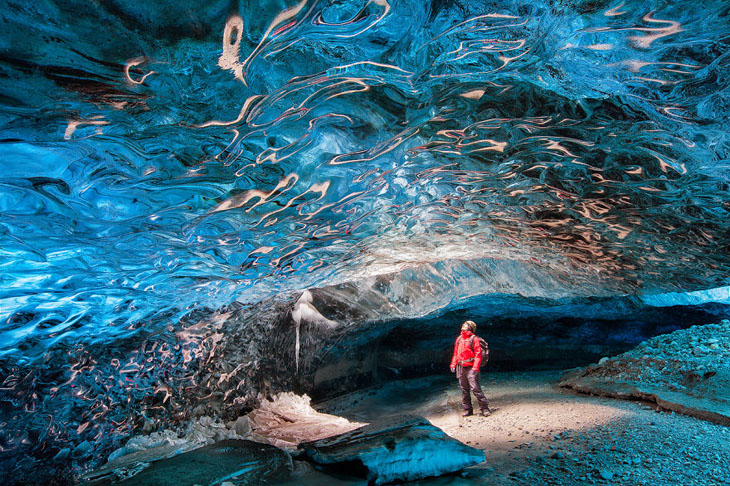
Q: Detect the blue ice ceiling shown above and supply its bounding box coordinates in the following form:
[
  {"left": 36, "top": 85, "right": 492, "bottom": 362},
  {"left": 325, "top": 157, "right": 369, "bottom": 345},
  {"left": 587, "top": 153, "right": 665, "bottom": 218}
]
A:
[{"left": 1, "top": 0, "right": 730, "bottom": 364}]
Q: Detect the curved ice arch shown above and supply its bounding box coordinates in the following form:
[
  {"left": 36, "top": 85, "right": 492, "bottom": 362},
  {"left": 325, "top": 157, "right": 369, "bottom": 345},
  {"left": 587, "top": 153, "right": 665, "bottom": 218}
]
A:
[{"left": 642, "top": 286, "right": 730, "bottom": 307}]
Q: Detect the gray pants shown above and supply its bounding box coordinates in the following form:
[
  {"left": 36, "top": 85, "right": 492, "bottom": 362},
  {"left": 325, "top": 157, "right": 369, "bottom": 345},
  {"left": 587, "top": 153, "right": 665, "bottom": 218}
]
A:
[{"left": 457, "top": 366, "right": 490, "bottom": 412}]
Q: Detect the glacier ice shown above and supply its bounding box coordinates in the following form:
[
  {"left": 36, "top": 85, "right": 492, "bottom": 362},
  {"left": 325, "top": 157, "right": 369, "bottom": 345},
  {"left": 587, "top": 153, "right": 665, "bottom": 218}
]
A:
[
  {"left": 84, "top": 439, "right": 292, "bottom": 485},
  {"left": 642, "top": 286, "right": 730, "bottom": 307},
  {"left": 1, "top": 0, "right": 730, "bottom": 483},
  {"left": 246, "top": 392, "right": 365, "bottom": 449},
  {"left": 2, "top": 0, "right": 730, "bottom": 364},
  {"left": 300, "top": 415, "right": 485, "bottom": 485}
]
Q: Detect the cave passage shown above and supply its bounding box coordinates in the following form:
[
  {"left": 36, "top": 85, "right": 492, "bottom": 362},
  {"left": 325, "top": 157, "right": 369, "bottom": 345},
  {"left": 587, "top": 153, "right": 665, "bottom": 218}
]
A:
[
  {"left": 305, "top": 296, "right": 729, "bottom": 401},
  {"left": 1, "top": 0, "right": 730, "bottom": 484}
]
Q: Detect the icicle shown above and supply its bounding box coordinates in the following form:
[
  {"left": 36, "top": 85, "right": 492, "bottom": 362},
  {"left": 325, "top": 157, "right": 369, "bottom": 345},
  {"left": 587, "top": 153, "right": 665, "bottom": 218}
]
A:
[
  {"left": 295, "top": 316, "right": 300, "bottom": 373},
  {"left": 292, "top": 290, "right": 338, "bottom": 374},
  {"left": 292, "top": 291, "right": 311, "bottom": 373}
]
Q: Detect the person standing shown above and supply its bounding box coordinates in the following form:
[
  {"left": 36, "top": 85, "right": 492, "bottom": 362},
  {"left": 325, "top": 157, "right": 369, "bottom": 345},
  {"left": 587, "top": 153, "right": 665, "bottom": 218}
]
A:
[{"left": 450, "top": 320, "right": 492, "bottom": 417}]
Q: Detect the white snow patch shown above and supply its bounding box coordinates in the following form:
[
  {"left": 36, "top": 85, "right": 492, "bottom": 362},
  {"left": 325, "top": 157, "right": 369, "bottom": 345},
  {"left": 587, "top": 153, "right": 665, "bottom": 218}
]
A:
[{"left": 247, "top": 392, "right": 365, "bottom": 449}]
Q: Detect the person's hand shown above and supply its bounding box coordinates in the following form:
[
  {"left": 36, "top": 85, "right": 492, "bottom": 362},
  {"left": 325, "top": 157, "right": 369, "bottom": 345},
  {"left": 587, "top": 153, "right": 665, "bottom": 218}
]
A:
[{"left": 450, "top": 366, "right": 455, "bottom": 373}]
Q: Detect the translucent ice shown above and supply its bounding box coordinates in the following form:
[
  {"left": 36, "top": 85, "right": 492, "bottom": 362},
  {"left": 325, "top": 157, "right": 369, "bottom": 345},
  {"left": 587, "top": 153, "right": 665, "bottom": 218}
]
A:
[
  {"left": 300, "top": 415, "right": 485, "bottom": 485},
  {"left": 2, "top": 0, "right": 730, "bottom": 364},
  {"left": 1, "top": 0, "right": 730, "bottom": 482}
]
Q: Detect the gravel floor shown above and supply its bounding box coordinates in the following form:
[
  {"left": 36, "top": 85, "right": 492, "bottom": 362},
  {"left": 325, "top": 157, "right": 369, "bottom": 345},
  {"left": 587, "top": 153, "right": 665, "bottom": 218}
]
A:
[{"left": 317, "top": 371, "right": 730, "bottom": 486}]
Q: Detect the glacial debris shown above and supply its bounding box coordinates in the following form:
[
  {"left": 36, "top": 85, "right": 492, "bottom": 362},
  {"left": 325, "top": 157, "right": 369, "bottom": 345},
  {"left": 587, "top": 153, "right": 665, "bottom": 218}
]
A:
[{"left": 560, "top": 320, "right": 730, "bottom": 425}]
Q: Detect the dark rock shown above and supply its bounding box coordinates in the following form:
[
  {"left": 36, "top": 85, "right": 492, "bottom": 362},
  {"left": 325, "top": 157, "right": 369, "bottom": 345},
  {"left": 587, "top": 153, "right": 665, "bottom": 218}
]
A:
[
  {"left": 83, "top": 440, "right": 291, "bottom": 486},
  {"left": 299, "top": 415, "right": 485, "bottom": 485}
]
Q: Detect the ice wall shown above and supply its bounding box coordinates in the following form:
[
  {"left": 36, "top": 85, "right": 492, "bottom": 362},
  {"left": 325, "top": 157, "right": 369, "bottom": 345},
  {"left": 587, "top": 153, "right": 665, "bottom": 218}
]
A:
[
  {"left": 1, "top": 0, "right": 730, "bottom": 482},
  {"left": 2, "top": 0, "right": 730, "bottom": 363}
]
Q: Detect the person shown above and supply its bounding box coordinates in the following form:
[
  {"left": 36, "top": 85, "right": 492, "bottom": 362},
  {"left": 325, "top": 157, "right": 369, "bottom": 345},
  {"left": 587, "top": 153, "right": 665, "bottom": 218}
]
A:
[{"left": 450, "top": 320, "right": 492, "bottom": 417}]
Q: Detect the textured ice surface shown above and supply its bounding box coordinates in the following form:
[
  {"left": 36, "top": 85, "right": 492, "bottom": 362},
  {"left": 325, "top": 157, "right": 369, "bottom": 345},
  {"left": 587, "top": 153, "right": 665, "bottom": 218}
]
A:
[
  {"left": 1, "top": 0, "right": 730, "bottom": 483},
  {"left": 84, "top": 439, "right": 292, "bottom": 485},
  {"left": 102, "top": 415, "right": 247, "bottom": 466},
  {"left": 2, "top": 0, "right": 730, "bottom": 361},
  {"left": 300, "top": 415, "right": 485, "bottom": 485},
  {"left": 642, "top": 286, "right": 730, "bottom": 307},
  {"left": 246, "top": 392, "right": 365, "bottom": 448}
]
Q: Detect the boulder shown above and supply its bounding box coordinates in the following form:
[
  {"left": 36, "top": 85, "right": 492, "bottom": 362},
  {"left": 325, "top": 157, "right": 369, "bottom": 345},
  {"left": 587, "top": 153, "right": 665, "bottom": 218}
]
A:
[{"left": 299, "top": 415, "right": 485, "bottom": 485}]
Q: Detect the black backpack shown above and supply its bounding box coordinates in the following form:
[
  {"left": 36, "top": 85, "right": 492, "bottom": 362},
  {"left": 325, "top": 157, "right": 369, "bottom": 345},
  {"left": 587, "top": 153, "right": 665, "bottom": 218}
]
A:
[{"left": 469, "top": 336, "right": 489, "bottom": 364}]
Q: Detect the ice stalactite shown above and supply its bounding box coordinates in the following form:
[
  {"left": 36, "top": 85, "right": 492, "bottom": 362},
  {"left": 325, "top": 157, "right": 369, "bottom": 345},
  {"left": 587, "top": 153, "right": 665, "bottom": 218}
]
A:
[{"left": 291, "top": 290, "right": 338, "bottom": 372}]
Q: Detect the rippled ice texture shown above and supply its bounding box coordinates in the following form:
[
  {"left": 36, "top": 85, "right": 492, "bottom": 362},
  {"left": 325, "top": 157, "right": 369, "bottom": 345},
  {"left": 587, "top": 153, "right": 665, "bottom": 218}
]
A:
[
  {"left": 0, "top": 0, "right": 729, "bottom": 360},
  {"left": 0, "top": 0, "right": 730, "bottom": 478}
]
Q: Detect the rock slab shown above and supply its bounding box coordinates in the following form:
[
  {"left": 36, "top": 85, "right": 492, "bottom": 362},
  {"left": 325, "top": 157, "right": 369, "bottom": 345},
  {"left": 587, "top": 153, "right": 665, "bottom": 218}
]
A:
[
  {"left": 298, "top": 415, "right": 485, "bottom": 485},
  {"left": 83, "top": 439, "right": 291, "bottom": 485}
]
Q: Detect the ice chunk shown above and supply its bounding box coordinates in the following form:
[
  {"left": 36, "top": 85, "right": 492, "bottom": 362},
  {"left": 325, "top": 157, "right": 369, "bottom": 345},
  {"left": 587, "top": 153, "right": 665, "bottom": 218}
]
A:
[
  {"left": 299, "top": 415, "right": 485, "bottom": 485},
  {"left": 247, "top": 392, "right": 365, "bottom": 449},
  {"left": 105, "top": 415, "right": 244, "bottom": 465},
  {"left": 84, "top": 440, "right": 291, "bottom": 485}
]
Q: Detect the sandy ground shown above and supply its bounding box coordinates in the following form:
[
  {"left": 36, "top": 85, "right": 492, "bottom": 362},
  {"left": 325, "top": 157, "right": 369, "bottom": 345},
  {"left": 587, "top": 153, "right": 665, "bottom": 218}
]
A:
[{"left": 316, "top": 371, "right": 730, "bottom": 486}]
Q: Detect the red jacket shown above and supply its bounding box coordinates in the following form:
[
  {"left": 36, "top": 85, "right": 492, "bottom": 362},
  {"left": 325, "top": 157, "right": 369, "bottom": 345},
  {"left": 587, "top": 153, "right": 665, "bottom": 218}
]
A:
[{"left": 450, "top": 330, "right": 483, "bottom": 369}]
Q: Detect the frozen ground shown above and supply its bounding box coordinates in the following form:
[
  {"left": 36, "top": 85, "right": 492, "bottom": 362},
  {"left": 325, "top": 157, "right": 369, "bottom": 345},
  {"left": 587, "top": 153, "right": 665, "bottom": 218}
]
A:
[
  {"left": 314, "top": 371, "right": 730, "bottom": 486},
  {"left": 89, "top": 370, "right": 730, "bottom": 485}
]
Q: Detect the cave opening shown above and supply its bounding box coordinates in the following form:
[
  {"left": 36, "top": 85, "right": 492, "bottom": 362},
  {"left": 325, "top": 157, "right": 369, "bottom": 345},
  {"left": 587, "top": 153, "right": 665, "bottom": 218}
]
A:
[{"left": 305, "top": 300, "right": 729, "bottom": 402}]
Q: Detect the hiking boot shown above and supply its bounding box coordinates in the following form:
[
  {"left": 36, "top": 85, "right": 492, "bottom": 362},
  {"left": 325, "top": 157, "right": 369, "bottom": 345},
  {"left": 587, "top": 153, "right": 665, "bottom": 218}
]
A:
[
  {"left": 462, "top": 410, "right": 473, "bottom": 417},
  {"left": 479, "top": 408, "right": 492, "bottom": 417}
]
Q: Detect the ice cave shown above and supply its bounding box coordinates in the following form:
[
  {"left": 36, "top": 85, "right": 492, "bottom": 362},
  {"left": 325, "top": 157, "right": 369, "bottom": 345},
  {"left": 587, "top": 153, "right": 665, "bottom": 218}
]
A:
[{"left": 1, "top": 0, "right": 729, "bottom": 484}]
